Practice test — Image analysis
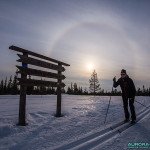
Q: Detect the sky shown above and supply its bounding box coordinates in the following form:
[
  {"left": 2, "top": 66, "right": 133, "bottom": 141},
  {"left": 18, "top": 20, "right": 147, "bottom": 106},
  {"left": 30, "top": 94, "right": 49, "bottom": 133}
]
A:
[{"left": 0, "top": 0, "right": 150, "bottom": 91}]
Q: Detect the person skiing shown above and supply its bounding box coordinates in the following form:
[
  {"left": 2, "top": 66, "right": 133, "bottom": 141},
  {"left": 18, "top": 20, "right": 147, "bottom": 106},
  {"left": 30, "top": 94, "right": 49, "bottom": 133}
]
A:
[{"left": 113, "top": 69, "right": 136, "bottom": 124}]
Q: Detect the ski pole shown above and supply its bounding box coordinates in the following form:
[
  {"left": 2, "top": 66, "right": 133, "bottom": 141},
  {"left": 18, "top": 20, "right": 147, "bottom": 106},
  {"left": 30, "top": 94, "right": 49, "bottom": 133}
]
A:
[
  {"left": 135, "top": 100, "right": 150, "bottom": 109},
  {"left": 104, "top": 95, "right": 111, "bottom": 124}
]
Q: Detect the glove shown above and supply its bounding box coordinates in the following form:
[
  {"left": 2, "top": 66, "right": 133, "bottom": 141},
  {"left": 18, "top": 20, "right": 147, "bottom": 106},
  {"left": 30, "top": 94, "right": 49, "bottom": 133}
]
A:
[
  {"left": 113, "top": 76, "right": 116, "bottom": 82},
  {"left": 129, "top": 98, "right": 133, "bottom": 101}
]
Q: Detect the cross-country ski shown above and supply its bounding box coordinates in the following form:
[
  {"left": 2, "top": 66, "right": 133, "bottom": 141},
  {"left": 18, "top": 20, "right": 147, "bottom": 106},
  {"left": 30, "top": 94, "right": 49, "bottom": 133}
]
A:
[
  {"left": 110, "top": 121, "right": 128, "bottom": 130},
  {"left": 118, "top": 122, "right": 136, "bottom": 133}
]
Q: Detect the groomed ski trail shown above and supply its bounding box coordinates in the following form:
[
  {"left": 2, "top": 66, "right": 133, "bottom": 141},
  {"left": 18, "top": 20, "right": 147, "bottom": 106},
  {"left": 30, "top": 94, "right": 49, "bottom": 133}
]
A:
[{"left": 53, "top": 107, "right": 150, "bottom": 150}]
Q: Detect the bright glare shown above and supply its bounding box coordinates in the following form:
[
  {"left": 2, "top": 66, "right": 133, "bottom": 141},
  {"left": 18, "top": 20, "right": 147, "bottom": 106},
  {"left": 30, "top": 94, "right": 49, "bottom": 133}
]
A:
[{"left": 87, "top": 64, "right": 93, "bottom": 70}]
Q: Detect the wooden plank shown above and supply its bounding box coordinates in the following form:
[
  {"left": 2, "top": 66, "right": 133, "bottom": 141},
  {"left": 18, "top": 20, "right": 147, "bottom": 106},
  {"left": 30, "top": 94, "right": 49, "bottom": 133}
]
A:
[
  {"left": 17, "top": 78, "right": 65, "bottom": 87},
  {"left": 17, "top": 54, "right": 65, "bottom": 72},
  {"left": 9, "top": 45, "right": 70, "bottom": 66},
  {"left": 16, "top": 66, "right": 66, "bottom": 80}
]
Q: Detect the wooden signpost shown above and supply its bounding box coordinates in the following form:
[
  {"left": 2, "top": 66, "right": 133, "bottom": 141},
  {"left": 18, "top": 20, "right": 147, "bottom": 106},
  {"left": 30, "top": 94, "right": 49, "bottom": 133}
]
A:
[{"left": 9, "top": 45, "right": 70, "bottom": 126}]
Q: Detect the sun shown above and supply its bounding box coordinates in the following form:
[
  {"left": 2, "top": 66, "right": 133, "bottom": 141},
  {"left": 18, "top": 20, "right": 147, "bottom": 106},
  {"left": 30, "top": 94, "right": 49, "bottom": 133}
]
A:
[{"left": 87, "top": 64, "right": 93, "bottom": 70}]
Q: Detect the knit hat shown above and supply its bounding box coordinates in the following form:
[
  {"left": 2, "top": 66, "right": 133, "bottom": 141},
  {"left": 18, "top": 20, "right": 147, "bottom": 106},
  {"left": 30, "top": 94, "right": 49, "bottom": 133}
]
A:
[{"left": 121, "top": 69, "right": 126, "bottom": 74}]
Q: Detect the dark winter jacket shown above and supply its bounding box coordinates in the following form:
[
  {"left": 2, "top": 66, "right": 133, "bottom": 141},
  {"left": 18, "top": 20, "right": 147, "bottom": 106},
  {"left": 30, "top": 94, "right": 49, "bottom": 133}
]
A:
[{"left": 113, "top": 75, "right": 136, "bottom": 98}]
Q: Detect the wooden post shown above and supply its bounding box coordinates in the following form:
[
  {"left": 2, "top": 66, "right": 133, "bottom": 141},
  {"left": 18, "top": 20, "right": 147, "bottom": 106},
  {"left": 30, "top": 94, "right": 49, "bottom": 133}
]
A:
[
  {"left": 18, "top": 52, "right": 28, "bottom": 126},
  {"left": 56, "top": 63, "right": 62, "bottom": 117}
]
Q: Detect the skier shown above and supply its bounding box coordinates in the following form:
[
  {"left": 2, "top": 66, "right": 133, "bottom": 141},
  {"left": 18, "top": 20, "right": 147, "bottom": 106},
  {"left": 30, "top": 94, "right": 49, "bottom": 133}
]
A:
[{"left": 113, "top": 69, "right": 136, "bottom": 124}]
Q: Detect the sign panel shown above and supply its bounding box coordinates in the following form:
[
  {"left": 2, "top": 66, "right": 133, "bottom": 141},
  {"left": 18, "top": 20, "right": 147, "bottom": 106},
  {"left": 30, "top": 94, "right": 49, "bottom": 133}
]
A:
[
  {"left": 17, "top": 54, "right": 65, "bottom": 72},
  {"left": 17, "top": 78, "right": 65, "bottom": 87},
  {"left": 16, "top": 66, "right": 66, "bottom": 80},
  {"left": 9, "top": 45, "right": 70, "bottom": 66}
]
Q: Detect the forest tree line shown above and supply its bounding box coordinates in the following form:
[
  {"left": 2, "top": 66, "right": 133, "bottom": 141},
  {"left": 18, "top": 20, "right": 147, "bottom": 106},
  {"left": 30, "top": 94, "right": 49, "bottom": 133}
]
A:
[
  {"left": 0, "top": 72, "right": 58, "bottom": 95},
  {"left": 0, "top": 73, "right": 150, "bottom": 96}
]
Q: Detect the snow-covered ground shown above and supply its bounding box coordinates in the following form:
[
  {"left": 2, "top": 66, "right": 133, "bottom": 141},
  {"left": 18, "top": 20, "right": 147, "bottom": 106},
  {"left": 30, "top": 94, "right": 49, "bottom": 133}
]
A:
[{"left": 0, "top": 95, "right": 150, "bottom": 150}]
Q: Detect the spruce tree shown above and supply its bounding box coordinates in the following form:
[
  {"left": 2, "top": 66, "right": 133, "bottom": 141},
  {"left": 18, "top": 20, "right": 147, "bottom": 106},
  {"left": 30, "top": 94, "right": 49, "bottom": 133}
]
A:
[
  {"left": 0, "top": 80, "right": 4, "bottom": 94},
  {"left": 51, "top": 87, "right": 55, "bottom": 94},
  {"left": 11, "top": 74, "right": 19, "bottom": 94},
  {"left": 71, "top": 82, "right": 73, "bottom": 94},
  {"left": 7, "top": 76, "right": 12, "bottom": 94},
  {"left": 4, "top": 77, "right": 7, "bottom": 94},
  {"left": 89, "top": 70, "right": 101, "bottom": 95},
  {"left": 73, "top": 83, "right": 78, "bottom": 94},
  {"left": 47, "top": 86, "right": 52, "bottom": 94},
  {"left": 84, "top": 88, "right": 88, "bottom": 95},
  {"left": 67, "top": 86, "right": 72, "bottom": 94}
]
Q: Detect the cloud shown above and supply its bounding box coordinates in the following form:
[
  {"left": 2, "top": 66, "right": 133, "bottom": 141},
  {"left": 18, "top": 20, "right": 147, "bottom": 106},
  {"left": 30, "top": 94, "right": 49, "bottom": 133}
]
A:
[{"left": 0, "top": 0, "right": 150, "bottom": 90}]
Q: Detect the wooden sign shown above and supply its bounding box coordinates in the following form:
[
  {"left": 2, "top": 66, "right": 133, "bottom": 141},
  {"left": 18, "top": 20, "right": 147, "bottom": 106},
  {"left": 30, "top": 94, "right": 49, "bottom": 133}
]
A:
[
  {"left": 16, "top": 66, "right": 66, "bottom": 80},
  {"left": 9, "top": 45, "right": 70, "bottom": 125},
  {"left": 17, "top": 54, "right": 65, "bottom": 72},
  {"left": 17, "top": 78, "right": 65, "bottom": 87}
]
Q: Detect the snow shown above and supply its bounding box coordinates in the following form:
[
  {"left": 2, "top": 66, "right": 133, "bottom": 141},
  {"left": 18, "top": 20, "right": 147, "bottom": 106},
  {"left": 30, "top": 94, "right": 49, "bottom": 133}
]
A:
[{"left": 0, "top": 95, "right": 150, "bottom": 150}]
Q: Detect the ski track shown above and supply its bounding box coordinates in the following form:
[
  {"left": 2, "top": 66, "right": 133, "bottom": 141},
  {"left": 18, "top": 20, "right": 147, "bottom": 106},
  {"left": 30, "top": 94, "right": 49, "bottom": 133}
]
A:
[
  {"left": 53, "top": 107, "right": 150, "bottom": 150},
  {"left": 0, "top": 96, "right": 149, "bottom": 150}
]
